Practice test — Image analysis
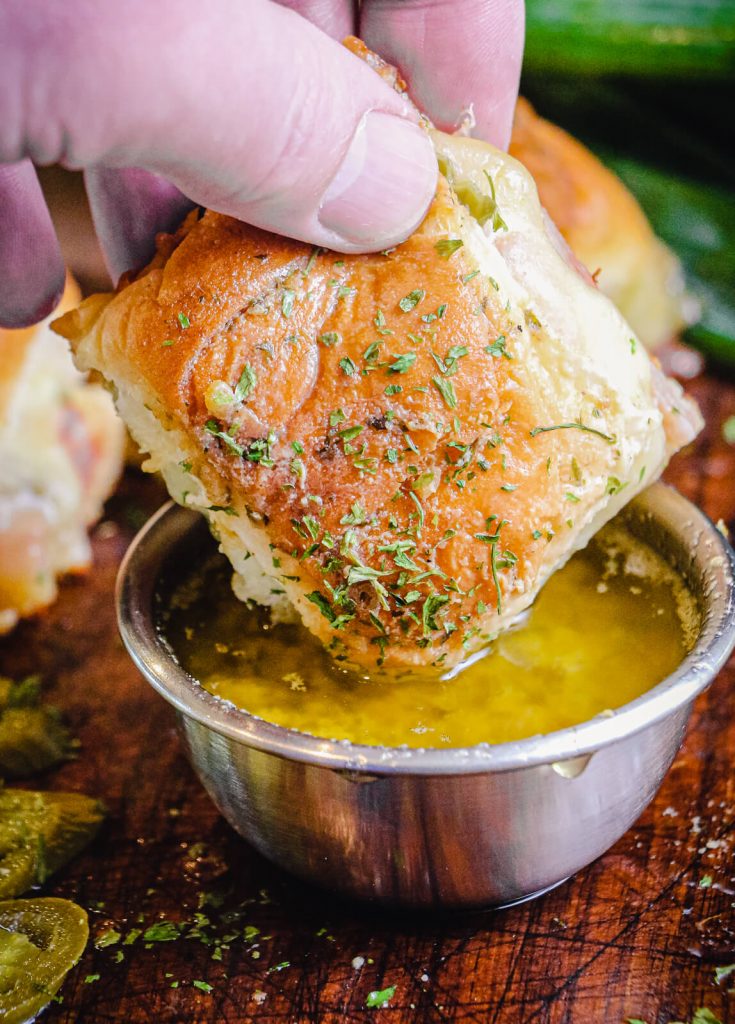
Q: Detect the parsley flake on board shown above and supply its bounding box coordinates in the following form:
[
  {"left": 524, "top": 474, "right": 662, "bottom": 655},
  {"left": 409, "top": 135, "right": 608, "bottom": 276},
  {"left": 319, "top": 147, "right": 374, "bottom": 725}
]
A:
[
  {"left": 143, "top": 921, "right": 181, "bottom": 942},
  {"left": 399, "top": 289, "right": 425, "bottom": 312},
  {"left": 366, "top": 985, "right": 396, "bottom": 1009},
  {"left": 95, "top": 929, "right": 121, "bottom": 949},
  {"left": 692, "top": 1010, "right": 723, "bottom": 1024}
]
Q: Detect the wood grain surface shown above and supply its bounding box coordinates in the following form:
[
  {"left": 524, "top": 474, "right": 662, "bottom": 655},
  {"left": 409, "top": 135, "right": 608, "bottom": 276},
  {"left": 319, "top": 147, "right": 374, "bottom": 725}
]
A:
[{"left": 2, "top": 372, "right": 734, "bottom": 1024}]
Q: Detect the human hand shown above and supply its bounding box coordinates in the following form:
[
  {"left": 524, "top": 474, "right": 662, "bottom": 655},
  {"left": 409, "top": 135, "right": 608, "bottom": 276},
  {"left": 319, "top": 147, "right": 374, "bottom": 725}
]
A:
[{"left": 0, "top": 0, "right": 524, "bottom": 327}]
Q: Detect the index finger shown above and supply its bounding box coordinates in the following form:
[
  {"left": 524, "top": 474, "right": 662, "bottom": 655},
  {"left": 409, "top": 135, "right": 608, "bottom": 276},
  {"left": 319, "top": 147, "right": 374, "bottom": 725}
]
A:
[{"left": 360, "top": 0, "right": 525, "bottom": 148}]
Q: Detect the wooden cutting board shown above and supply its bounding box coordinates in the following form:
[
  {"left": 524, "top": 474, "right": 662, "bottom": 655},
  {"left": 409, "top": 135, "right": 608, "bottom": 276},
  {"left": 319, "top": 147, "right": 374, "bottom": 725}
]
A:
[{"left": 2, "top": 372, "right": 733, "bottom": 1024}]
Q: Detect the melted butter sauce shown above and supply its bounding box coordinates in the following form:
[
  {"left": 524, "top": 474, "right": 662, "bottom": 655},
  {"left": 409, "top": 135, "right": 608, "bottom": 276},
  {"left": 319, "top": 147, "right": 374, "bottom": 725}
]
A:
[{"left": 159, "top": 522, "right": 699, "bottom": 748}]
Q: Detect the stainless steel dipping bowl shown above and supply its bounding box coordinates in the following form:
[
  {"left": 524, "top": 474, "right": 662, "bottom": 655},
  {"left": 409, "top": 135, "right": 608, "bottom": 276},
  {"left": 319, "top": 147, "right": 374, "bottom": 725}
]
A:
[{"left": 117, "top": 484, "right": 735, "bottom": 909}]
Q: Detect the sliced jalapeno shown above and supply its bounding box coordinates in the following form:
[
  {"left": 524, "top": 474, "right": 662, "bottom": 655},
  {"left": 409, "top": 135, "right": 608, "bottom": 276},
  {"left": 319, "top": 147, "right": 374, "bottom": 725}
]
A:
[
  {"left": 0, "top": 789, "right": 105, "bottom": 898},
  {"left": 0, "top": 897, "right": 89, "bottom": 1024}
]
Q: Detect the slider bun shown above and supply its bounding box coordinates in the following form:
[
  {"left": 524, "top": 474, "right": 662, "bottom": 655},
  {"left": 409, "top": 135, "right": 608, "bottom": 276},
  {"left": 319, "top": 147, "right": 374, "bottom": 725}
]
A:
[
  {"left": 55, "top": 129, "right": 701, "bottom": 670},
  {"left": 0, "top": 276, "right": 125, "bottom": 633}
]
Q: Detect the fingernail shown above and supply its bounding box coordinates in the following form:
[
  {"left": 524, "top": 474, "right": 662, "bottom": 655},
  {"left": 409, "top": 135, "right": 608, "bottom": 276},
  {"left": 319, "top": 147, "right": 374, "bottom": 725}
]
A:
[{"left": 319, "top": 111, "right": 437, "bottom": 249}]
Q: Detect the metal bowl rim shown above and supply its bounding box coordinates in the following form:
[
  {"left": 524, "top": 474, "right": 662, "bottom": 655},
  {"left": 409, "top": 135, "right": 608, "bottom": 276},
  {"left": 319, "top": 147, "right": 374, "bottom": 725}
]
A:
[{"left": 116, "top": 483, "right": 735, "bottom": 775}]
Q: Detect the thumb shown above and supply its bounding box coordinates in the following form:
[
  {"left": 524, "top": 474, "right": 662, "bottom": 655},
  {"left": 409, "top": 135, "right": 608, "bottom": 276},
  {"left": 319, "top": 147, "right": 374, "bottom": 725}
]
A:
[{"left": 5, "top": 0, "right": 437, "bottom": 254}]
